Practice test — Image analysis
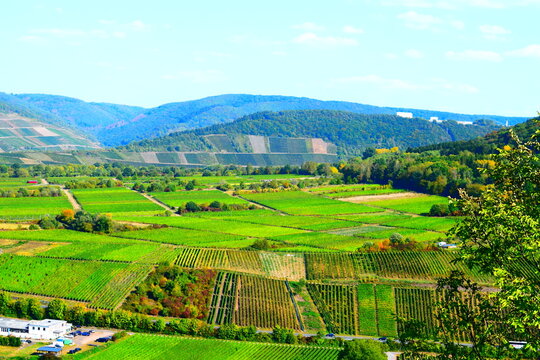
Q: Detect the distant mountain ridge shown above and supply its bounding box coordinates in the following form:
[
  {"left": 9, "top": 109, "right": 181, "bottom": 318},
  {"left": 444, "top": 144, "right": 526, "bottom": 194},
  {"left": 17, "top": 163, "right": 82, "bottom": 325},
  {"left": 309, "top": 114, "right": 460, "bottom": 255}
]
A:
[{"left": 0, "top": 92, "right": 528, "bottom": 147}]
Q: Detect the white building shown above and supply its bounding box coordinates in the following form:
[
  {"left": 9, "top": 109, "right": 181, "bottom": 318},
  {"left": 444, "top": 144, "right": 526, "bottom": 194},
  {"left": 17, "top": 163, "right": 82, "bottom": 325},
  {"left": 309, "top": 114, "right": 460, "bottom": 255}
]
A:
[
  {"left": 429, "top": 117, "right": 443, "bottom": 123},
  {"left": 396, "top": 112, "right": 413, "bottom": 118},
  {"left": 0, "top": 318, "right": 72, "bottom": 340},
  {"left": 456, "top": 120, "right": 473, "bottom": 125}
]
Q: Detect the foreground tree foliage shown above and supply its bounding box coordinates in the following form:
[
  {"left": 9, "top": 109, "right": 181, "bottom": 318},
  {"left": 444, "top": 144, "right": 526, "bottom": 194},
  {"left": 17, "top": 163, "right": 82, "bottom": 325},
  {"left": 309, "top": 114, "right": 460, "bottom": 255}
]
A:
[
  {"left": 338, "top": 339, "right": 388, "bottom": 360},
  {"left": 432, "top": 125, "right": 540, "bottom": 358}
]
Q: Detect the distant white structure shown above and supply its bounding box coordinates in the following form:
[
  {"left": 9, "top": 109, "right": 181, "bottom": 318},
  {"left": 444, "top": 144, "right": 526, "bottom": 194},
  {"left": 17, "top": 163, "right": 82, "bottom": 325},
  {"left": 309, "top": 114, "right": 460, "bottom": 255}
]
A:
[
  {"left": 456, "top": 120, "right": 473, "bottom": 125},
  {"left": 429, "top": 116, "right": 443, "bottom": 123},
  {"left": 396, "top": 112, "right": 413, "bottom": 118},
  {"left": 0, "top": 318, "right": 72, "bottom": 340}
]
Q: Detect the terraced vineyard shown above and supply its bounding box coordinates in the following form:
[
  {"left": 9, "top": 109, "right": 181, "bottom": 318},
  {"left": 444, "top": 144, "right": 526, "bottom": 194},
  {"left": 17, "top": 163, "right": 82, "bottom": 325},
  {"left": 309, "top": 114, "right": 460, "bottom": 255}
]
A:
[
  {"left": 73, "top": 334, "right": 342, "bottom": 359},
  {"left": 208, "top": 272, "right": 301, "bottom": 330}
]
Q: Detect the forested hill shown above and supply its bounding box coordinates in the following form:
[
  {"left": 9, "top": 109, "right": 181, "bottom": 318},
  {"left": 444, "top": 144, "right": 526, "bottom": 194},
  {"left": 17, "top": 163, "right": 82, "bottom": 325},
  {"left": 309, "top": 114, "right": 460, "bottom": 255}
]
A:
[
  {"left": 410, "top": 117, "right": 539, "bottom": 155},
  {"left": 123, "top": 110, "right": 502, "bottom": 156},
  {"left": 0, "top": 92, "right": 526, "bottom": 147}
]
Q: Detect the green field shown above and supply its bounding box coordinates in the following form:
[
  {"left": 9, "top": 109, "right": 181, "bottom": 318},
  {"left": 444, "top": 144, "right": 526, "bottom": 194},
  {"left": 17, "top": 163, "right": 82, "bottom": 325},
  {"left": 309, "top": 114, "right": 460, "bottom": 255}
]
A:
[
  {"left": 72, "top": 187, "right": 163, "bottom": 213},
  {"left": 72, "top": 334, "right": 341, "bottom": 359},
  {"left": 0, "top": 195, "right": 72, "bottom": 219},
  {"left": 152, "top": 190, "right": 248, "bottom": 208},
  {"left": 243, "top": 191, "right": 382, "bottom": 215},
  {"left": 0, "top": 254, "right": 152, "bottom": 309},
  {"left": 362, "top": 195, "right": 449, "bottom": 214}
]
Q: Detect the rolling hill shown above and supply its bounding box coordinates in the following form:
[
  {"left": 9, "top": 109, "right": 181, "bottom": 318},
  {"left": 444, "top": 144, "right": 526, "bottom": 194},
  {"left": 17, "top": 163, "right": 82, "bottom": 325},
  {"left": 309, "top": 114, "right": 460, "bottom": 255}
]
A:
[
  {"left": 409, "top": 117, "right": 540, "bottom": 155},
  {"left": 0, "top": 92, "right": 527, "bottom": 147},
  {"left": 123, "top": 110, "right": 503, "bottom": 156}
]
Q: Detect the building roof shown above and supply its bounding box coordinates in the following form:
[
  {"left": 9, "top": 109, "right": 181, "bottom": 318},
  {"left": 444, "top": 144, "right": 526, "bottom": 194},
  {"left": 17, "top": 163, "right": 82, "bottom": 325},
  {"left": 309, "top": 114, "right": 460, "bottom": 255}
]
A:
[
  {"left": 29, "top": 319, "right": 68, "bottom": 328},
  {"left": 0, "top": 317, "right": 30, "bottom": 330},
  {"left": 37, "top": 346, "right": 62, "bottom": 353}
]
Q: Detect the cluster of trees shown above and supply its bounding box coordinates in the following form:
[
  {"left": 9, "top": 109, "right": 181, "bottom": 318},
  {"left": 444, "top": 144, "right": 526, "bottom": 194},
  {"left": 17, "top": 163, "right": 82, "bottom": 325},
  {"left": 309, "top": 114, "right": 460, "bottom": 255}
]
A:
[
  {"left": 400, "top": 126, "right": 540, "bottom": 359},
  {"left": 38, "top": 209, "right": 113, "bottom": 233},
  {"left": 63, "top": 177, "right": 121, "bottom": 189},
  {"left": 0, "top": 186, "right": 61, "bottom": 198},
  {"left": 179, "top": 201, "right": 256, "bottom": 214},
  {"left": 0, "top": 335, "right": 21, "bottom": 347},
  {"left": 123, "top": 266, "right": 216, "bottom": 318},
  {"left": 358, "top": 233, "right": 438, "bottom": 252}
]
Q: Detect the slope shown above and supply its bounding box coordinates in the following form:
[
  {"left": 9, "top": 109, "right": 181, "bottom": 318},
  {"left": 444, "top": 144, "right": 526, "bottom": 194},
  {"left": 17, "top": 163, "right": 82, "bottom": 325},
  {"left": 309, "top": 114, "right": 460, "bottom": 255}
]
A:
[
  {"left": 409, "top": 117, "right": 540, "bottom": 155},
  {"left": 0, "top": 111, "right": 100, "bottom": 154},
  {"left": 99, "top": 94, "right": 524, "bottom": 146},
  {"left": 123, "top": 110, "right": 502, "bottom": 156}
]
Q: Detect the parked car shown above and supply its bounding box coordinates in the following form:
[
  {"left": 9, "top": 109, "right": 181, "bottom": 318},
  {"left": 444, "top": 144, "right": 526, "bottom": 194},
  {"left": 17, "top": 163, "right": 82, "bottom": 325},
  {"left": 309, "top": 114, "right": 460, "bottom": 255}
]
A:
[
  {"left": 378, "top": 337, "right": 388, "bottom": 343},
  {"left": 95, "top": 337, "right": 112, "bottom": 343},
  {"left": 80, "top": 331, "right": 91, "bottom": 336},
  {"left": 325, "top": 333, "right": 335, "bottom": 338},
  {"left": 68, "top": 348, "right": 82, "bottom": 354}
]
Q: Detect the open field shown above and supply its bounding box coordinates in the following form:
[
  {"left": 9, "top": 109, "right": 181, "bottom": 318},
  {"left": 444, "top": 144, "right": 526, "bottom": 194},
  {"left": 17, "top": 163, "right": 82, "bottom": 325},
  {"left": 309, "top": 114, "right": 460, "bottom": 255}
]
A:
[
  {"left": 152, "top": 189, "right": 249, "bottom": 208},
  {"left": 0, "top": 195, "right": 72, "bottom": 219},
  {"left": 72, "top": 187, "right": 163, "bottom": 214},
  {"left": 242, "top": 191, "right": 382, "bottom": 215},
  {"left": 345, "top": 194, "right": 449, "bottom": 215},
  {"left": 72, "top": 334, "right": 341, "bottom": 359}
]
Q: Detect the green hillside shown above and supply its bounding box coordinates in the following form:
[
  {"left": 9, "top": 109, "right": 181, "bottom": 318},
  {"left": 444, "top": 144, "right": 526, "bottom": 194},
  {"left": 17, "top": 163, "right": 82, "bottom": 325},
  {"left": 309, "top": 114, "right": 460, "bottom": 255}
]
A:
[
  {"left": 125, "top": 110, "right": 502, "bottom": 156},
  {"left": 0, "top": 112, "right": 99, "bottom": 154},
  {"left": 410, "top": 117, "right": 540, "bottom": 155}
]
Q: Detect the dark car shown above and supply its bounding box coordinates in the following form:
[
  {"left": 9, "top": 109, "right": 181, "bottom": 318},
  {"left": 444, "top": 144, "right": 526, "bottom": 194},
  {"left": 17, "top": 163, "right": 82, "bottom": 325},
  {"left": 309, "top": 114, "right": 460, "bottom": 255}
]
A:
[
  {"left": 378, "top": 337, "right": 388, "bottom": 343},
  {"left": 95, "top": 337, "right": 112, "bottom": 343},
  {"left": 80, "top": 331, "right": 91, "bottom": 336},
  {"left": 68, "top": 348, "right": 82, "bottom": 354},
  {"left": 325, "top": 333, "right": 335, "bottom": 338}
]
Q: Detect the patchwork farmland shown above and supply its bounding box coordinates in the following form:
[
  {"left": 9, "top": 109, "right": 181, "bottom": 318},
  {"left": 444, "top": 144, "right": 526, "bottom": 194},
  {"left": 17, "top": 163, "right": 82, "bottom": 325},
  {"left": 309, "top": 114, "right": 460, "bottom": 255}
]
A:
[{"left": 0, "top": 171, "right": 524, "bottom": 359}]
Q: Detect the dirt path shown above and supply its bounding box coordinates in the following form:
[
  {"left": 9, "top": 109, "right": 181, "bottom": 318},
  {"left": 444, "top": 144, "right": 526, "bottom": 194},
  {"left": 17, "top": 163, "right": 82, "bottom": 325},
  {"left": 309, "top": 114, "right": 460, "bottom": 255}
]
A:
[
  {"left": 136, "top": 190, "right": 179, "bottom": 215},
  {"left": 41, "top": 178, "right": 49, "bottom": 185},
  {"left": 338, "top": 191, "right": 425, "bottom": 203},
  {"left": 62, "top": 188, "right": 82, "bottom": 211}
]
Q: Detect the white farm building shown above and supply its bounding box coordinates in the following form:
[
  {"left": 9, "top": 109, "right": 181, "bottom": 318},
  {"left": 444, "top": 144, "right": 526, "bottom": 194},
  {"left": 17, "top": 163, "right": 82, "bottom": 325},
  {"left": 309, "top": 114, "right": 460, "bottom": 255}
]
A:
[
  {"left": 0, "top": 318, "right": 72, "bottom": 340},
  {"left": 396, "top": 112, "right": 413, "bottom": 118}
]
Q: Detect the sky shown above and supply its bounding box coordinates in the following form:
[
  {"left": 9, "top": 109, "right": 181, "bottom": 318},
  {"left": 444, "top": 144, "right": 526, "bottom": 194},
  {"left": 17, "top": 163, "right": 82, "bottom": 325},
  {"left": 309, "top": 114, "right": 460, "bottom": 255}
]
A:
[{"left": 1, "top": 0, "right": 539, "bottom": 116}]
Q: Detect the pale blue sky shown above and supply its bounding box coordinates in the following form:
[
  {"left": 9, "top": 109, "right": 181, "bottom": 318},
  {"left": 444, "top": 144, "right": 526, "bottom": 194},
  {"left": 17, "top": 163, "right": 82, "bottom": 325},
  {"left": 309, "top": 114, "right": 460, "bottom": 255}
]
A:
[{"left": 1, "top": 0, "right": 539, "bottom": 116}]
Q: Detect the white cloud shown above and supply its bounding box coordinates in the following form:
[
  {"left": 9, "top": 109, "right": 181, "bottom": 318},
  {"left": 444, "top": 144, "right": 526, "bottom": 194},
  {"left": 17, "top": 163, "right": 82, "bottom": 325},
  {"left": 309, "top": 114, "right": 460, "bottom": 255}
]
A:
[
  {"left": 450, "top": 20, "right": 465, "bottom": 30},
  {"left": 446, "top": 50, "right": 503, "bottom": 62},
  {"left": 130, "top": 20, "right": 149, "bottom": 31},
  {"left": 404, "top": 49, "right": 424, "bottom": 58},
  {"left": 292, "top": 22, "right": 325, "bottom": 31},
  {"left": 161, "top": 70, "right": 227, "bottom": 83},
  {"left": 397, "top": 11, "right": 441, "bottom": 30},
  {"left": 479, "top": 24, "right": 511, "bottom": 39},
  {"left": 293, "top": 32, "right": 358, "bottom": 47},
  {"left": 382, "top": 0, "right": 540, "bottom": 8},
  {"left": 506, "top": 44, "right": 540, "bottom": 58},
  {"left": 18, "top": 35, "right": 44, "bottom": 43},
  {"left": 333, "top": 74, "right": 478, "bottom": 93},
  {"left": 343, "top": 25, "right": 364, "bottom": 34}
]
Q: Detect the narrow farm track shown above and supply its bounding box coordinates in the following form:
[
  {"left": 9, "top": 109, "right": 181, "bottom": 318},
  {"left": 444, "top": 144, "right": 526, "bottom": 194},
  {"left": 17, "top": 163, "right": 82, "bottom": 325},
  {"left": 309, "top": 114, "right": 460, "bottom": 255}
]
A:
[
  {"left": 62, "top": 188, "right": 82, "bottom": 211},
  {"left": 133, "top": 190, "right": 179, "bottom": 215}
]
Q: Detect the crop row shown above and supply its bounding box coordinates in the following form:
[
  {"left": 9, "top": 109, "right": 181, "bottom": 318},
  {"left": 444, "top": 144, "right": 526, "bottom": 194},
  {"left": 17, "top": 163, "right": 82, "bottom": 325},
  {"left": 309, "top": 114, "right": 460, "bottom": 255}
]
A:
[
  {"left": 71, "top": 333, "right": 341, "bottom": 360},
  {"left": 305, "top": 252, "right": 494, "bottom": 283},
  {"left": 208, "top": 272, "right": 301, "bottom": 330}
]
